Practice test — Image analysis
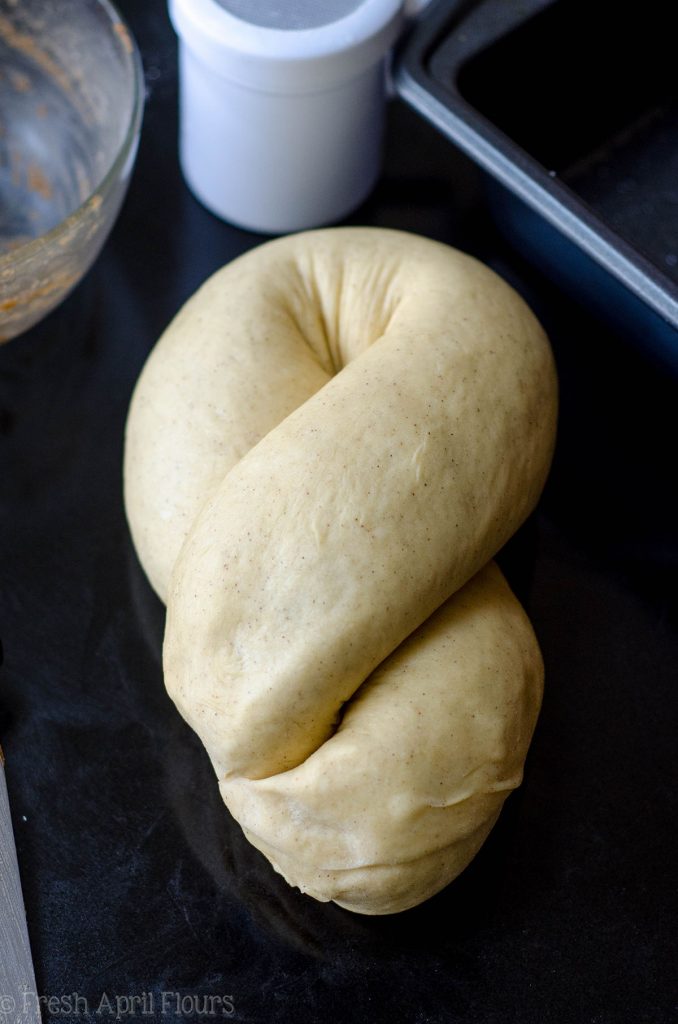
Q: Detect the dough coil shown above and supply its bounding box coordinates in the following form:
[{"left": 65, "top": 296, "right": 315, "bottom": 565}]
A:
[{"left": 124, "top": 227, "right": 558, "bottom": 914}]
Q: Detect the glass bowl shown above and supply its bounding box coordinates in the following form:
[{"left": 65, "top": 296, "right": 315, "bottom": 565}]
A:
[{"left": 0, "top": 0, "right": 144, "bottom": 342}]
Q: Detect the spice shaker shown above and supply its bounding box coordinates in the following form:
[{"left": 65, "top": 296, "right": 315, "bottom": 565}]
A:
[{"left": 168, "top": 0, "right": 406, "bottom": 233}]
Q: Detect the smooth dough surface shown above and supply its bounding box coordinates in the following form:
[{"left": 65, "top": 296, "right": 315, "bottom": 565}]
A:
[{"left": 124, "top": 227, "right": 558, "bottom": 913}]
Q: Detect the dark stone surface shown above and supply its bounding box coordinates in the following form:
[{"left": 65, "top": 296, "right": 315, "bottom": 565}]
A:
[{"left": 1, "top": 3, "right": 676, "bottom": 1022}]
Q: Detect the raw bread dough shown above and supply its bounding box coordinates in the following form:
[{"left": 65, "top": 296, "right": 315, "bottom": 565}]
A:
[{"left": 124, "top": 227, "right": 558, "bottom": 914}]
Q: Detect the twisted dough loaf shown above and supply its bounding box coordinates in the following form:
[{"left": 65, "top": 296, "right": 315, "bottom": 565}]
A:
[{"left": 124, "top": 227, "right": 558, "bottom": 914}]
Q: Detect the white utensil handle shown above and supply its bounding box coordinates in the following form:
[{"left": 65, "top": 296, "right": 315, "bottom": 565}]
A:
[{"left": 0, "top": 753, "right": 41, "bottom": 1024}]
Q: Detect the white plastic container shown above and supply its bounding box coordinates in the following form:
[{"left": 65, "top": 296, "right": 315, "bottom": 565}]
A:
[{"left": 168, "top": 0, "right": 406, "bottom": 233}]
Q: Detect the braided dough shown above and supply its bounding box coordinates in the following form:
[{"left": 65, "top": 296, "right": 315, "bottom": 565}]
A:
[{"left": 124, "top": 227, "right": 558, "bottom": 914}]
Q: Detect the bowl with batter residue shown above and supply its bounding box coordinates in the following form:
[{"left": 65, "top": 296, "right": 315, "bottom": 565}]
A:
[{"left": 0, "top": 0, "right": 144, "bottom": 341}]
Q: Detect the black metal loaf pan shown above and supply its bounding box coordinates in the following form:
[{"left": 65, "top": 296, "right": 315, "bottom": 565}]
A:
[{"left": 395, "top": 0, "right": 678, "bottom": 371}]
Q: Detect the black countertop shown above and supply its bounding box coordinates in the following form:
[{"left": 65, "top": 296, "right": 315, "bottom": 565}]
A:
[{"left": 1, "top": 3, "right": 677, "bottom": 1023}]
